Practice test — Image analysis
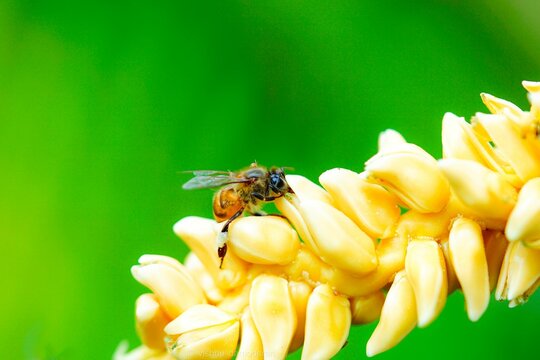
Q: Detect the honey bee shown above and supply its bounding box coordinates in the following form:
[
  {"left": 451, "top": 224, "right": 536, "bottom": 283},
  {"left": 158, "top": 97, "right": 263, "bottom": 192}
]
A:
[{"left": 183, "top": 163, "right": 294, "bottom": 267}]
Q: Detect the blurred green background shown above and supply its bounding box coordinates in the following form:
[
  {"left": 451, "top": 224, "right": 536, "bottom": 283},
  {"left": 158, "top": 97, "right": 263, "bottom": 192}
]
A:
[{"left": 2, "top": 0, "right": 539, "bottom": 359}]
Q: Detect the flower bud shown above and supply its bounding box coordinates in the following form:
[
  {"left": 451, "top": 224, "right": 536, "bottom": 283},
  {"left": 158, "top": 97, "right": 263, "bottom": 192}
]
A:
[
  {"left": 440, "top": 238, "right": 459, "bottom": 294},
  {"left": 483, "top": 231, "right": 509, "bottom": 291},
  {"left": 184, "top": 252, "right": 225, "bottom": 304},
  {"left": 377, "top": 129, "right": 407, "bottom": 152},
  {"left": 480, "top": 92, "right": 528, "bottom": 129},
  {"left": 281, "top": 238, "right": 405, "bottom": 298},
  {"left": 236, "top": 308, "right": 263, "bottom": 360},
  {"left": 328, "top": 235, "right": 407, "bottom": 297},
  {"left": 524, "top": 81, "right": 540, "bottom": 118},
  {"left": 301, "top": 285, "right": 351, "bottom": 360},
  {"left": 275, "top": 195, "right": 319, "bottom": 253},
  {"left": 365, "top": 145, "right": 450, "bottom": 213},
  {"left": 438, "top": 159, "right": 517, "bottom": 221},
  {"left": 319, "top": 168, "right": 400, "bottom": 239},
  {"left": 405, "top": 239, "right": 447, "bottom": 327},
  {"left": 366, "top": 271, "right": 417, "bottom": 357},
  {"left": 217, "top": 281, "right": 251, "bottom": 315},
  {"left": 228, "top": 216, "right": 299, "bottom": 265},
  {"left": 441, "top": 112, "right": 509, "bottom": 175},
  {"left": 250, "top": 275, "right": 296, "bottom": 360},
  {"left": 330, "top": 235, "right": 406, "bottom": 297},
  {"left": 449, "top": 218, "right": 490, "bottom": 321},
  {"left": 285, "top": 174, "right": 334, "bottom": 205},
  {"left": 523, "top": 80, "right": 540, "bottom": 92},
  {"left": 395, "top": 208, "right": 454, "bottom": 241},
  {"left": 475, "top": 112, "right": 540, "bottom": 182},
  {"left": 173, "top": 216, "right": 248, "bottom": 290},
  {"left": 165, "top": 304, "right": 239, "bottom": 360},
  {"left": 131, "top": 255, "right": 206, "bottom": 318},
  {"left": 274, "top": 175, "right": 332, "bottom": 253},
  {"left": 295, "top": 199, "right": 378, "bottom": 275},
  {"left": 135, "top": 294, "right": 170, "bottom": 350},
  {"left": 350, "top": 291, "right": 385, "bottom": 325},
  {"left": 506, "top": 178, "right": 540, "bottom": 248},
  {"left": 496, "top": 241, "right": 540, "bottom": 306},
  {"left": 528, "top": 91, "right": 540, "bottom": 121},
  {"left": 288, "top": 281, "right": 312, "bottom": 352}
]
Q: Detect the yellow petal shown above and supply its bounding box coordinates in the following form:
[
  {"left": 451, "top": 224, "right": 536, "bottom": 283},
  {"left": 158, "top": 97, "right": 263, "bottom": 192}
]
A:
[
  {"left": 173, "top": 216, "right": 248, "bottom": 290},
  {"left": 439, "top": 238, "right": 459, "bottom": 294},
  {"left": 449, "top": 218, "right": 490, "bottom": 321},
  {"left": 296, "top": 199, "right": 378, "bottom": 275},
  {"left": 285, "top": 174, "right": 333, "bottom": 205},
  {"left": 523, "top": 80, "right": 540, "bottom": 93},
  {"left": 528, "top": 91, "right": 540, "bottom": 122},
  {"left": 378, "top": 129, "right": 407, "bottom": 152},
  {"left": 165, "top": 304, "right": 239, "bottom": 360},
  {"left": 164, "top": 304, "right": 236, "bottom": 335},
  {"left": 365, "top": 149, "right": 450, "bottom": 213},
  {"left": 228, "top": 216, "right": 299, "bottom": 265},
  {"left": 319, "top": 168, "right": 400, "bottom": 239},
  {"left": 441, "top": 112, "right": 511, "bottom": 175},
  {"left": 236, "top": 308, "right": 263, "bottom": 360},
  {"left": 217, "top": 281, "right": 251, "bottom": 315},
  {"left": 135, "top": 294, "right": 170, "bottom": 350},
  {"left": 250, "top": 275, "right": 296, "bottom": 360},
  {"left": 483, "top": 231, "right": 509, "bottom": 291},
  {"left": 405, "top": 239, "right": 447, "bottom": 327},
  {"left": 480, "top": 92, "right": 528, "bottom": 129},
  {"left": 475, "top": 112, "right": 540, "bottom": 182},
  {"left": 366, "top": 271, "right": 417, "bottom": 357},
  {"left": 275, "top": 195, "right": 319, "bottom": 253},
  {"left": 274, "top": 175, "right": 332, "bottom": 254},
  {"left": 496, "top": 241, "right": 540, "bottom": 305},
  {"left": 278, "top": 237, "right": 404, "bottom": 298},
  {"left": 480, "top": 93, "right": 523, "bottom": 124},
  {"left": 327, "top": 236, "right": 406, "bottom": 297},
  {"left": 301, "top": 284, "right": 351, "bottom": 360},
  {"left": 350, "top": 291, "right": 385, "bottom": 325},
  {"left": 169, "top": 322, "right": 239, "bottom": 360},
  {"left": 395, "top": 208, "right": 454, "bottom": 241},
  {"left": 438, "top": 159, "right": 517, "bottom": 220},
  {"left": 506, "top": 178, "right": 540, "bottom": 246},
  {"left": 446, "top": 191, "right": 506, "bottom": 230},
  {"left": 131, "top": 255, "right": 206, "bottom": 318},
  {"left": 288, "top": 281, "right": 313, "bottom": 352},
  {"left": 184, "top": 252, "right": 226, "bottom": 304}
]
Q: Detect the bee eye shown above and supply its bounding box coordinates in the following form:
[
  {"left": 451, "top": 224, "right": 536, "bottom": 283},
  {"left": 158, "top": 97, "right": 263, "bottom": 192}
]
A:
[{"left": 270, "top": 174, "right": 285, "bottom": 190}]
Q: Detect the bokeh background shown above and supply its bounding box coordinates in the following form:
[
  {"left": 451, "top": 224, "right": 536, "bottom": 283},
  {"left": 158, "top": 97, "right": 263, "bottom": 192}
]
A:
[{"left": 2, "top": 0, "right": 540, "bottom": 359}]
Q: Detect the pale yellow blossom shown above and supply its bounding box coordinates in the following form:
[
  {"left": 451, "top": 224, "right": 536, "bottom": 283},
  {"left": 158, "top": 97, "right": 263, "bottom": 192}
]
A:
[{"left": 118, "top": 81, "right": 540, "bottom": 359}]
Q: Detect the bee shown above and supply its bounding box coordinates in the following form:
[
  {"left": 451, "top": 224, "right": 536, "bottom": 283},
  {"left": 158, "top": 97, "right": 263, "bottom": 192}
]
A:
[{"left": 183, "top": 163, "right": 294, "bottom": 267}]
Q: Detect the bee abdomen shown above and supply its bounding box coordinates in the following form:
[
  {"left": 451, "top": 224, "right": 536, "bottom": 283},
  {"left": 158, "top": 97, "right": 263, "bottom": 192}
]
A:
[{"left": 213, "top": 187, "right": 244, "bottom": 222}]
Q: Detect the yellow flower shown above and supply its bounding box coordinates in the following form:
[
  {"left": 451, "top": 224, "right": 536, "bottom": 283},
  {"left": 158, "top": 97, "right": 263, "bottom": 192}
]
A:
[{"left": 117, "top": 81, "right": 540, "bottom": 359}]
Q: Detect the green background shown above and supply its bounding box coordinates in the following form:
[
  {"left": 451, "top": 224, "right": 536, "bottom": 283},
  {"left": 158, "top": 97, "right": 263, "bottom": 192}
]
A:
[{"left": 2, "top": 0, "right": 539, "bottom": 359}]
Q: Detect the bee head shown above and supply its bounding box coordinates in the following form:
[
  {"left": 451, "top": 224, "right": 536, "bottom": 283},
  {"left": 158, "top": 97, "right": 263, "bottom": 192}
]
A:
[{"left": 269, "top": 167, "right": 290, "bottom": 194}]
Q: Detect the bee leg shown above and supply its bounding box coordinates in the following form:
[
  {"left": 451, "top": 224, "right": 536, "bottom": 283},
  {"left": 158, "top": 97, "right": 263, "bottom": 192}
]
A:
[
  {"left": 252, "top": 210, "right": 268, "bottom": 216},
  {"left": 217, "top": 243, "right": 227, "bottom": 269},
  {"left": 217, "top": 208, "right": 244, "bottom": 269},
  {"left": 252, "top": 192, "right": 281, "bottom": 202}
]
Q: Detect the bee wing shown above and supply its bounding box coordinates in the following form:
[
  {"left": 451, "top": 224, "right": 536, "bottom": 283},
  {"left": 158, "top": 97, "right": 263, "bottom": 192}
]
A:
[
  {"left": 182, "top": 174, "right": 250, "bottom": 190},
  {"left": 190, "top": 170, "right": 232, "bottom": 176}
]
